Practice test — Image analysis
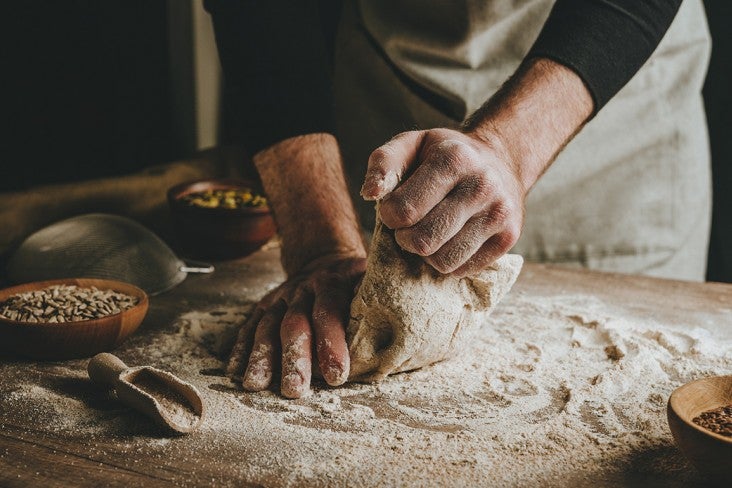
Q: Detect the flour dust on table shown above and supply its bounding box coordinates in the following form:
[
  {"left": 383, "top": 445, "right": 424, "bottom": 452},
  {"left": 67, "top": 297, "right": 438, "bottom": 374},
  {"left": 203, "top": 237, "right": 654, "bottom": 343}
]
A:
[{"left": 3, "top": 286, "right": 729, "bottom": 486}]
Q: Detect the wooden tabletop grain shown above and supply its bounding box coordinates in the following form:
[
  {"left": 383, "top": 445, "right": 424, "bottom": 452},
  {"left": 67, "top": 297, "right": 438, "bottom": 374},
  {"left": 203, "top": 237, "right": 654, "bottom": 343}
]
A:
[{"left": 1, "top": 246, "right": 730, "bottom": 487}]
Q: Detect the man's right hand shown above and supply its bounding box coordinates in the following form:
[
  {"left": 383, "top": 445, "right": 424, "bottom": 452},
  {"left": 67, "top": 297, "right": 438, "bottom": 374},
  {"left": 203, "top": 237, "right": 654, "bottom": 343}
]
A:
[
  {"left": 362, "top": 58, "right": 593, "bottom": 276},
  {"left": 362, "top": 128, "right": 526, "bottom": 278}
]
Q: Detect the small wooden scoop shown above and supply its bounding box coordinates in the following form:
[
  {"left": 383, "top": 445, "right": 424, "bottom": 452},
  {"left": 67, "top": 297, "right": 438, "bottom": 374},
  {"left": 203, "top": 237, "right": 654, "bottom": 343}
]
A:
[{"left": 88, "top": 353, "right": 204, "bottom": 434}]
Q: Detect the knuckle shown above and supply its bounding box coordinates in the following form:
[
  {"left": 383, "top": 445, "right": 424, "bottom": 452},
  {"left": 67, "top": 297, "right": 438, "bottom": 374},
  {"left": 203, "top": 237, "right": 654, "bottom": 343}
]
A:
[
  {"left": 278, "top": 314, "right": 296, "bottom": 332},
  {"left": 461, "top": 255, "right": 490, "bottom": 276},
  {"left": 382, "top": 196, "right": 420, "bottom": 227},
  {"left": 258, "top": 287, "right": 281, "bottom": 308},
  {"left": 478, "top": 174, "right": 499, "bottom": 196},
  {"left": 260, "top": 299, "right": 285, "bottom": 321},
  {"left": 310, "top": 268, "right": 332, "bottom": 287},
  {"left": 436, "top": 140, "right": 473, "bottom": 173},
  {"left": 280, "top": 306, "right": 308, "bottom": 330},
  {"left": 425, "top": 254, "right": 452, "bottom": 274},
  {"left": 368, "top": 146, "right": 394, "bottom": 168},
  {"left": 488, "top": 200, "right": 511, "bottom": 227},
  {"left": 312, "top": 275, "right": 335, "bottom": 296},
  {"left": 485, "top": 194, "right": 521, "bottom": 226},
  {"left": 495, "top": 227, "right": 519, "bottom": 252},
  {"left": 396, "top": 228, "right": 433, "bottom": 256},
  {"left": 422, "top": 211, "right": 458, "bottom": 248},
  {"left": 464, "top": 175, "right": 497, "bottom": 204},
  {"left": 429, "top": 239, "right": 472, "bottom": 274},
  {"left": 287, "top": 287, "right": 308, "bottom": 307},
  {"left": 437, "top": 139, "right": 472, "bottom": 158}
]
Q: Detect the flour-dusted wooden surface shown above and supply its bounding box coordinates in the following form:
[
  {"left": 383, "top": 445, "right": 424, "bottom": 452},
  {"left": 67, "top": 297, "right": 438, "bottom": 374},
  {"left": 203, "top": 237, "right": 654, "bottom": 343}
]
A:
[{"left": 1, "top": 246, "right": 731, "bottom": 487}]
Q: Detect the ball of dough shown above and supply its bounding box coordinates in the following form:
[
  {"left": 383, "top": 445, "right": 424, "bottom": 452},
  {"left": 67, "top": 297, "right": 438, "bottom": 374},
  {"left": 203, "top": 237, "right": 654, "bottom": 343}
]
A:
[{"left": 347, "top": 217, "right": 523, "bottom": 381}]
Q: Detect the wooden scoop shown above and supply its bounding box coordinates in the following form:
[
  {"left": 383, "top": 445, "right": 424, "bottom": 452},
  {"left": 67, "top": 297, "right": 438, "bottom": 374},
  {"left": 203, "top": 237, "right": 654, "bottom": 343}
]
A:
[{"left": 88, "top": 353, "right": 204, "bottom": 434}]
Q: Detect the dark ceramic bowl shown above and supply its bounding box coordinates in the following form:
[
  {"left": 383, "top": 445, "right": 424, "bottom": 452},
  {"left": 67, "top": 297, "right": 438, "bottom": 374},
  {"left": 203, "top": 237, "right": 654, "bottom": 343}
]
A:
[{"left": 167, "top": 179, "right": 277, "bottom": 260}]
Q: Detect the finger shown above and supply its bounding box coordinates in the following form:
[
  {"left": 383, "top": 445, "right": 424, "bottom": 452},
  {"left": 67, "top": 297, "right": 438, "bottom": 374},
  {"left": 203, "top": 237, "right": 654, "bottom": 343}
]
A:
[
  {"left": 393, "top": 178, "right": 486, "bottom": 256},
  {"left": 361, "top": 131, "right": 426, "bottom": 201},
  {"left": 280, "top": 289, "right": 315, "bottom": 399},
  {"left": 312, "top": 275, "right": 351, "bottom": 386},
  {"left": 226, "top": 306, "right": 264, "bottom": 381},
  {"left": 379, "top": 139, "right": 476, "bottom": 230},
  {"left": 424, "top": 212, "right": 505, "bottom": 274},
  {"left": 450, "top": 230, "right": 519, "bottom": 278},
  {"left": 242, "top": 301, "right": 286, "bottom": 392}
]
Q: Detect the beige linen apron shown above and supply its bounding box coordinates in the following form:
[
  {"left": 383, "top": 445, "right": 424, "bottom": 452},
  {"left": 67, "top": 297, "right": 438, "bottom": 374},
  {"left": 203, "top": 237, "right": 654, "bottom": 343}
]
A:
[{"left": 334, "top": 0, "right": 711, "bottom": 281}]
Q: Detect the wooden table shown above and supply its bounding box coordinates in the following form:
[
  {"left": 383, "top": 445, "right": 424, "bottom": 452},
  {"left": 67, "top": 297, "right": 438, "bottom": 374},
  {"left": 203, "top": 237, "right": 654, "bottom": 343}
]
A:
[{"left": 1, "top": 247, "right": 730, "bottom": 487}]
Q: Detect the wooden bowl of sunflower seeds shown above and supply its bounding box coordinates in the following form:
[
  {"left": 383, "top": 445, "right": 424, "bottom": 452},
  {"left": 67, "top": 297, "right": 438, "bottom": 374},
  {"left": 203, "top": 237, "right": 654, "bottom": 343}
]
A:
[
  {"left": 668, "top": 375, "right": 732, "bottom": 483},
  {"left": 0, "top": 278, "right": 148, "bottom": 360}
]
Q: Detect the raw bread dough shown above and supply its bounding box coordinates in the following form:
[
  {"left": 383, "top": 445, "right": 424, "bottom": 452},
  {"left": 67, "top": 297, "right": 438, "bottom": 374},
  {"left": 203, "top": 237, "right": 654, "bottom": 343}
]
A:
[{"left": 347, "top": 216, "right": 523, "bottom": 381}]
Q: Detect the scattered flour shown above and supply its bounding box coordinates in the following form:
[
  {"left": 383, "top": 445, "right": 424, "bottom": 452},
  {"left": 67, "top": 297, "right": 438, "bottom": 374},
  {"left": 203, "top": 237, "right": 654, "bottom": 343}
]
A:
[{"left": 2, "top": 289, "right": 730, "bottom": 486}]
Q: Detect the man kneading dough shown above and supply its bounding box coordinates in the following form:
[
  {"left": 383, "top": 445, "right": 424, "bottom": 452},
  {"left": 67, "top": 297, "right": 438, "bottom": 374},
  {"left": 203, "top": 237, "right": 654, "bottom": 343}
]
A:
[{"left": 207, "top": 0, "right": 711, "bottom": 398}]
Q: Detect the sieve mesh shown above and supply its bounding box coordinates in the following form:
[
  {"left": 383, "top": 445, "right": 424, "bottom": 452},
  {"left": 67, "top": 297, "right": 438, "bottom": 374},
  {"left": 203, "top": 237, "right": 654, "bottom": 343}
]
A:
[{"left": 6, "top": 214, "right": 188, "bottom": 295}]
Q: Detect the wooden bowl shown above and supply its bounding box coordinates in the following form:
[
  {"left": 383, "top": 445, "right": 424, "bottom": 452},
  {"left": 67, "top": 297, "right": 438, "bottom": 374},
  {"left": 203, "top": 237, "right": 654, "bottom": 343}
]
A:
[
  {"left": 167, "top": 178, "right": 277, "bottom": 260},
  {"left": 0, "top": 278, "right": 148, "bottom": 360},
  {"left": 667, "top": 375, "right": 732, "bottom": 482}
]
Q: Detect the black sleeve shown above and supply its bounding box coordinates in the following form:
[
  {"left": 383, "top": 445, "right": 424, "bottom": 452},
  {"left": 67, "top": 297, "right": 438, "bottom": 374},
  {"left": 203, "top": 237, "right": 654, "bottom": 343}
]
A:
[
  {"left": 527, "top": 0, "right": 683, "bottom": 115},
  {"left": 204, "top": 0, "right": 338, "bottom": 155}
]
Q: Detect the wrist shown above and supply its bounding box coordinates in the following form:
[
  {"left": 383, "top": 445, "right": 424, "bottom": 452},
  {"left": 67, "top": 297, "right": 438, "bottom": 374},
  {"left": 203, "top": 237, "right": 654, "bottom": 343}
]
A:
[
  {"left": 254, "top": 133, "right": 366, "bottom": 276},
  {"left": 463, "top": 57, "right": 593, "bottom": 192}
]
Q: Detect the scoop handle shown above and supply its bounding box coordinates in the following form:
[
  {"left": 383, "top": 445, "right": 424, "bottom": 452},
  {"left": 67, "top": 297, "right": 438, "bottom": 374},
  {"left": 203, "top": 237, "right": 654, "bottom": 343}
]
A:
[{"left": 88, "top": 352, "right": 129, "bottom": 386}]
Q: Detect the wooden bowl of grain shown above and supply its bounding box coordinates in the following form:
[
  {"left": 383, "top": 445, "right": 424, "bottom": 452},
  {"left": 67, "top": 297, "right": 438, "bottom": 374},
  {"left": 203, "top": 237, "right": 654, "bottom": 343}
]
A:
[
  {"left": 0, "top": 278, "right": 148, "bottom": 360},
  {"left": 167, "top": 178, "right": 277, "bottom": 260},
  {"left": 668, "top": 375, "right": 732, "bottom": 483}
]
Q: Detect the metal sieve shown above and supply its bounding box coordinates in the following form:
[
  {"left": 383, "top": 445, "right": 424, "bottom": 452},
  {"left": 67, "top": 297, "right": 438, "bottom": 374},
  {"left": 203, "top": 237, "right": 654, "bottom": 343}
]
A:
[{"left": 5, "top": 214, "right": 213, "bottom": 295}]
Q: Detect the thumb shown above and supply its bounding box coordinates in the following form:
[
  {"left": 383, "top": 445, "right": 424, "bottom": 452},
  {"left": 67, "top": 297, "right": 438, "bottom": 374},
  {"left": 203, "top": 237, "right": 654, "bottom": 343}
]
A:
[{"left": 361, "top": 130, "right": 426, "bottom": 201}]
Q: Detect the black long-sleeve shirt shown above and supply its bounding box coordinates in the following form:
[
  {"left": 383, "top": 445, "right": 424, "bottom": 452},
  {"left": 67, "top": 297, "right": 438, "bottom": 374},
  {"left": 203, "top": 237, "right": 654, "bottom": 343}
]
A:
[
  {"left": 205, "top": 0, "right": 683, "bottom": 154},
  {"left": 528, "top": 0, "right": 683, "bottom": 112}
]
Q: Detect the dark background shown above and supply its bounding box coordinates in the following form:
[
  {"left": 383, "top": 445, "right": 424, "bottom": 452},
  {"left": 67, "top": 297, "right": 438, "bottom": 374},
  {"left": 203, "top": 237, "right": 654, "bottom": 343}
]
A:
[
  {"left": 1, "top": 1, "right": 730, "bottom": 281},
  {"left": 0, "top": 1, "right": 179, "bottom": 192},
  {"left": 702, "top": 1, "right": 732, "bottom": 282}
]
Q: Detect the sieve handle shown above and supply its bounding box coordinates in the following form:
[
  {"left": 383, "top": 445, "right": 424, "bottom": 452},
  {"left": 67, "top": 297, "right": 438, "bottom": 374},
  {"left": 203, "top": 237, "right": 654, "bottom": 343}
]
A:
[
  {"left": 88, "top": 353, "right": 129, "bottom": 386},
  {"left": 179, "top": 260, "right": 215, "bottom": 274}
]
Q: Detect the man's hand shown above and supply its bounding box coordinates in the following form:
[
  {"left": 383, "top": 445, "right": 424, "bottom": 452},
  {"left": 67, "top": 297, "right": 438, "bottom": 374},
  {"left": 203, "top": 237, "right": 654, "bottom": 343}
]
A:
[
  {"left": 228, "top": 254, "right": 365, "bottom": 398},
  {"left": 226, "top": 133, "right": 367, "bottom": 398},
  {"left": 362, "top": 129, "right": 524, "bottom": 277},
  {"left": 362, "top": 58, "right": 594, "bottom": 275}
]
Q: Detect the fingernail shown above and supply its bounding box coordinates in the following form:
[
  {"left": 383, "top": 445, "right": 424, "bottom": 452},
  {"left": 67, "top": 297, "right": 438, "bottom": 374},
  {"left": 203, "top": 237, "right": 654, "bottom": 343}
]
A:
[
  {"left": 281, "top": 371, "right": 308, "bottom": 398},
  {"left": 381, "top": 171, "right": 400, "bottom": 195},
  {"left": 242, "top": 345, "right": 272, "bottom": 391},
  {"left": 242, "top": 367, "right": 270, "bottom": 391},
  {"left": 361, "top": 171, "right": 399, "bottom": 201},
  {"left": 225, "top": 357, "right": 244, "bottom": 381},
  {"left": 281, "top": 334, "right": 311, "bottom": 398},
  {"left": 324, "top": 365, "right": 347, "bottom": 386},
  {"left": 225, "top": 340, "right": 249, "bottom": 380},
  {"left": 360, "top": 178, "right": 380, "bottom": 201}
]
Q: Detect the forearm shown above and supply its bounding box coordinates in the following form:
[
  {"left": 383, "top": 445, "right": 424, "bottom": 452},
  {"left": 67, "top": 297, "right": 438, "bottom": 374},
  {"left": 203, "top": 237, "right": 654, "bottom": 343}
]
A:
[
  {"left": 254, "top": 133, "right": 366, "bottom": 276},
  {"left": 462, "top": 58, "right": 593, "bottom": 192},
  {"left": 527, "top": 0, "right": 682, "bottom": 112}
]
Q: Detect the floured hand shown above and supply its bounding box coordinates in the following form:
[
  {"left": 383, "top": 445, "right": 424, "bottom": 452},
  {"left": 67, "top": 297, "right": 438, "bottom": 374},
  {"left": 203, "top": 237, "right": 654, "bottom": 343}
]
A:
[
  {"left": 227, "top": 254, "right": 365, "bottom": 398},
  {"left": 361, "top": 128, "right": 525, "bottom": 278}
]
